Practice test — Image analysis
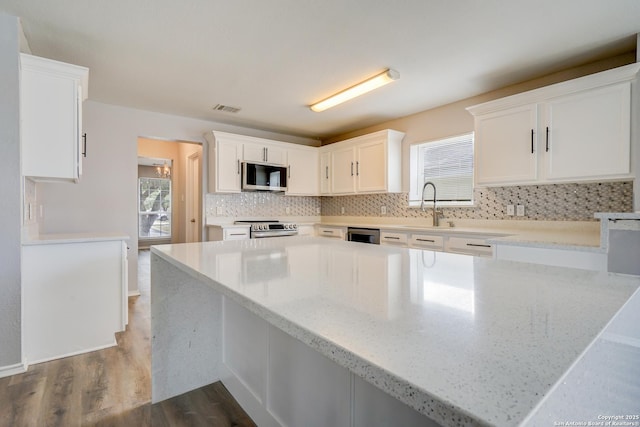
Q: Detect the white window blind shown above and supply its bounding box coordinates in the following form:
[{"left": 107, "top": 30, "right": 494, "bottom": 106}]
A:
[{"left": 420, "top": 133, "right": 474, "bottom": 203}]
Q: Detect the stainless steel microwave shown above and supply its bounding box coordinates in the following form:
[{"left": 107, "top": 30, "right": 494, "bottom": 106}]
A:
[{"left": 241, "top": 162, "right": 288, "bottom": 192}]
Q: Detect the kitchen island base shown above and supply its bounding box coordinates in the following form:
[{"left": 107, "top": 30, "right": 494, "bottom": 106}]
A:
[{"left": 151, "top": 253, "right": 437, "bottom": 427}]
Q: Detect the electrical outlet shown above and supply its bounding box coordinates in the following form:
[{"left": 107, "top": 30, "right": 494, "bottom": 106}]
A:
[
  {"left": 341, "top": 207, "right": 345, "bottom": 214},
  {"left": 285, "top": 206, "right": 291, "bottom": 214},
  {"left": 516, "top": 205, "right": 525, "bottom": 216},
  {"left": 381, "top": 206, "right": 387, "bottom": 215},
  {"left": 216, "top": 207, "right": 224, "bottom": 215},
  {"left": 506, "top": 205, "right": 515, "bottom": 216}
]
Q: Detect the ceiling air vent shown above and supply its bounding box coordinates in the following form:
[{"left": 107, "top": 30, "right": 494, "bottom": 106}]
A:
[{"left": 212, "top": 104, "right": 241, "bottom": 113}]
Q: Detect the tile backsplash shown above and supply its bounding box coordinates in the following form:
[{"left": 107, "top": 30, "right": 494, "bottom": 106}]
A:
[
  {"left": 206, "top": 192, "right": 320, "bottom": 218},
  {"left": 206, "top": 181, "right": 632, "bottom": 222},
  {"left": 321, "top": 181, "right": 633, "bottom": 221}
]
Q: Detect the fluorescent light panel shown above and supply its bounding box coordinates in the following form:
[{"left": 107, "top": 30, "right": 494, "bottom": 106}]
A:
[{"left": 310, "top": 69, "right": 399, "bottom": 112}]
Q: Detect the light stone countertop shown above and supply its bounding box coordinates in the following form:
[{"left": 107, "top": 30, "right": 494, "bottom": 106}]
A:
[
  {"left": 151, "top": 237, "right": 640, "bottom": 426},
  {"left": 22, "top": 231, "right": 129, "bottom": 245},
  {"left": 319, "top": 217, "right": 603, "bottom": 252}
]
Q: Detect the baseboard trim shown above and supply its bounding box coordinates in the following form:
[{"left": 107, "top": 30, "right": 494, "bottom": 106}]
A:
[
  {"left": 27, "top": 339, "right": 118, "bottom": 366},
  {"left": 128, "top": 290, "right": 141, "bottom": 297},
  {"left": 0, "top": 361, "right": 27, "bottom": 379}
]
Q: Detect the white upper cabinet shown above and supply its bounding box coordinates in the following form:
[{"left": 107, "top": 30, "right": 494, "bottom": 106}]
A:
[
  {"left": 321, "top": 129, "right": 404, "bottom": 196},
  {"left": 243, "top": 141, "right": 286, "bottom": 165},
  {"left": 356, "top": 137, "right": 395, "bottom": 193},
  {"left": 206, "top": 131, "right": 321, "bottom": 195},
  {"left": 468, "top": 63, "right": 639, "bottom": 186},
  {"left": 474, "top": 104, "right": 539, "bottom": 185},
  {"left": 319, "top": 152, "right": 331, "bottom": 195},
  {"left": 20, "top": 54, "right": 88, "bottom": 183},
  {"left": 544, "top": 82, "right": 631, "bottom": 181},
  {"left": 330, "top": 146, "right": 357, "bottom": 195},
  {"left": 206, "top": 132, "right": 243, "bottom": 193},
  {"left": 286, "top": 146, "right": 319, "bottom": 196}
]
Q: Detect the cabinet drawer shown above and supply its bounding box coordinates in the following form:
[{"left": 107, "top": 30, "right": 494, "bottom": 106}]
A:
[
  {"left": 409, "top": 234, "right": 444, "bottom": 250},
  {"left": 224, "top": 228, "right": 250, "bottom": 240},
  {"left": 380, "top": 231, "right": 408, "bottom": 246},
  {"left": 446, "top": 237, "right": 493, "bottom": 256},
  {"left": 317, "top": 227, "right": 345, "bottom": 239}
]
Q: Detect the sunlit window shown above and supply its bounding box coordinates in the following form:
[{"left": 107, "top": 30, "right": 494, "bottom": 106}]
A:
[
  {"left": 138, "top": 177, "right": 171, "bottom": 239},
  {"left": 409, "top": 133, "right": 474, "bottom": 207}
]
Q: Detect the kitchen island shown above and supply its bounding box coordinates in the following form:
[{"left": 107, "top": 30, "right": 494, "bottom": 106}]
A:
[{"left": 151, "top": 237, "right": 639, "bottom": 426}]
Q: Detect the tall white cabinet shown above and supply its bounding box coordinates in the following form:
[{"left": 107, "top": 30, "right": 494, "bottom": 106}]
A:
[
  {"left": 468, "top": 63, "right": 639, "bottom": 187},
  {"left": 20, "top": 54, "right": 88, "bottom": 182}
]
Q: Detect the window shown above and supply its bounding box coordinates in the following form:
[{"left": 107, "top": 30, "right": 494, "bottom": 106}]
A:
[
  {"left": 409, "top": 133, "right": 474, "bottom": 206},
  {"left": 138, "top": 177, "right": 171, "bottom": 239}
]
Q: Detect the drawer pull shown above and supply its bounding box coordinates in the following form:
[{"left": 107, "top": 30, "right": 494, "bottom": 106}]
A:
[
  {"left": 416, "top": 238, "right": 435, "bottom": 242},
  {"left": 322, "top": 230, "right": 334, "bottom": 234},
  {"left": 384, "top": 236, "right": 400, "bottom": 240},
  {"left": 229, "top": 233, "right": 247, "bottom": 236},
  {"left": 466, "top": 243, "right": 491, "bottom": 248}
]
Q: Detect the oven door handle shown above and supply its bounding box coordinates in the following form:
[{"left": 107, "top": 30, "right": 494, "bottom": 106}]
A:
[{"left": 251, "top": 230, "right": 299, "bottom": 238}]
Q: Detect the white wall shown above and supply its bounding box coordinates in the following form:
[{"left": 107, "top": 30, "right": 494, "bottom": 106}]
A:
[
  {"left": 38, "top": 101, "right": 318, "bottom": 294},
  {"left": 0, "top": 13, "right": 23, "bottom": 372}
]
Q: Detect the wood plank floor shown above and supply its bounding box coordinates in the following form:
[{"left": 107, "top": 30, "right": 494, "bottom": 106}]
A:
[{"left": 0, "top": 249, "right": 256, "bottom": 427}]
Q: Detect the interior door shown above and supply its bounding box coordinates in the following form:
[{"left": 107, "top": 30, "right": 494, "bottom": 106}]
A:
[{"left": 186, "top": 152, "right": 202, "bottom": 243}]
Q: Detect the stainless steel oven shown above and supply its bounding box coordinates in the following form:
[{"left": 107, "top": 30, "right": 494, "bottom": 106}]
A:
[
  {"left": 346, "top": 227, "right": 380, "bottom": 244},
  {"left": 234, "top": 220, "right": 298, "bottom": 238}
]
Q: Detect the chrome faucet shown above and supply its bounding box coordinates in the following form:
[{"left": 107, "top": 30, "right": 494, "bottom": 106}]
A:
[{"left": 420, "top": 181, "right": 442, "bottom": 227}]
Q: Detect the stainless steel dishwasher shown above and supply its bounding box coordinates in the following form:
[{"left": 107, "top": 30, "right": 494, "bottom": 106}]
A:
[{"left": 346, "top": 227, "right": 380, "bottom": 244}]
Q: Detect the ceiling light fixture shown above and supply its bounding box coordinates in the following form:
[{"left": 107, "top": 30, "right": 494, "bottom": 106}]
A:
[{"left": 309, "top": 69, "right": 400, "bottom": 112}]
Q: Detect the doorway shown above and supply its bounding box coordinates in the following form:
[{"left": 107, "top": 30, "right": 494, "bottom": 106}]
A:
[
  {"left": 186, "top": 151, "right": 202, "bottom": 243},
  {"left": 137, "top": 138, "right": 203, "bottom": 247}
]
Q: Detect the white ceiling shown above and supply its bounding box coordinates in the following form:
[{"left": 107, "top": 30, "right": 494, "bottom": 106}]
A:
[{"left": 2, "top": 0, "right": 639, "bottom": 139}]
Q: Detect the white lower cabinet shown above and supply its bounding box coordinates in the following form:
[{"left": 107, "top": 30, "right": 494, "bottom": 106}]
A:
[
  {"left": 409, "top": 233, "right": 444, "bottom": 251},
  {"left": 380, "top": 229, "right": 492, "bottom": 256},
  {"left": 380, "top": 231, "right": 408, "bottom": 246},
  {"left": 446, "top": 236, "right": 494, "bottom": 257},
  {"left": 296, "top": 224, "right": 315, "bottom": 236},
  {"left": 221, "top": 297, "right": 430, "bottom": 427},
  {"left": 22, "top": 239, "right": 128, "bottom": 365},
  {"left": 207, "top": 225, "right": 250, "bottom": 241},
  {"left": 316, "top": 225, "right": 346, "bottom": 239}
]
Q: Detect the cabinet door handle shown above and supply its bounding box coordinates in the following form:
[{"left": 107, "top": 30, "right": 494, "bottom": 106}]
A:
[
  {"left": 288, "top": 165, "right": 291, "bottom": 178},
  {"left": 351, "top": 162, "right": 354, "bottom": 176},
  {"left": 325, "top": 166, "right": 329, "bottom": 179},
  {"left": 237, "top": 159, "right": 240, "bottom": 174},
  {"left": 263, "top": 147, "right": 267, "bottom": 162},
  {"left": 466, "top": 243, "right": 491, "bottom": 248},
  {"left": 356, "top": 161, "right": 359, "bottom": 176},
  {"left": 530, "top": 129, "right": 534, "bottom": 153},
  {"left": 416, "top": 238, "right": 435, "bottom": 242},
  {"left": 82, "top": 133, "right": 87, "bottom": 158},
  {"left": 545, "top": 126, "right": 549, "bottom": 152}
]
